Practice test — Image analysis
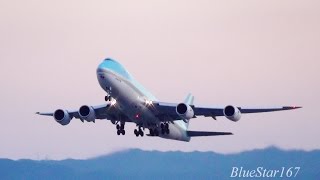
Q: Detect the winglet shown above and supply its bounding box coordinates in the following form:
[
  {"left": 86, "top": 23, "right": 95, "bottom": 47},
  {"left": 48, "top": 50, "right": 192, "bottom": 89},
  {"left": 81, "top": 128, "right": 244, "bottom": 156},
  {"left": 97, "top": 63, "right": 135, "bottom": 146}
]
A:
[
  {"left": 292, "top": 106, "right": 302, "bottom": 109},
  {"left": 187, "top": 131, "right": 233, "bottom": 137},
  {"left": 184, "top": 93, "right": 194, "bottom": 105},
  {"left": 283, "top": 106, "right": 302, "bottom": 110},
  {"left": 35, "top": 112, "right": 54, "bottom": 116}
]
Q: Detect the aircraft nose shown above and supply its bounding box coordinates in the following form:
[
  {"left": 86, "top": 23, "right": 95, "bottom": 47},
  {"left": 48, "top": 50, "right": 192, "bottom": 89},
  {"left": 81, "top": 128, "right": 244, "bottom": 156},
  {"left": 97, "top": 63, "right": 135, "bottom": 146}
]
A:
[
  {"left": 97, "top": 61, "right": 108, "bottom": 81},
  {"left": 97, "top": 60, "right": 108, "bottom": 73},
  {"left": 97, "top": 64, "right": 104, "bottom": 73},
  {"left": 97, "top": 58, "right": 113, "bottom": 72},
  {"left": 97, "top": 58, "right": 114, "bottom": 81}
]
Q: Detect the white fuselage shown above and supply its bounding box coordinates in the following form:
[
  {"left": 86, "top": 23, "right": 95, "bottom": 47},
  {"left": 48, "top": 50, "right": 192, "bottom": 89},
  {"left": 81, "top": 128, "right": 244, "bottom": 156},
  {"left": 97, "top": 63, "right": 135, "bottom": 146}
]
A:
[{"left": 96, "top": 64, "right": 190, "bottom": 141}]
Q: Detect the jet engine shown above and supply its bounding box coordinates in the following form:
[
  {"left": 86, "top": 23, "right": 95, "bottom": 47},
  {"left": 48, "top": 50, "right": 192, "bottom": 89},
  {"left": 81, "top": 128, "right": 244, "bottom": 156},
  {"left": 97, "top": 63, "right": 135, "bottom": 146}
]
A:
[
  {"left": 223, "top": 105, "right": 241, "bottom": 122},
  {"left": 53, "top": 109, "right": 71, "bottom": 125},
  {"left": 79, "top": 105, "right": 96, "bottom": 122},
  {"left": 176, "top": 103, "right": 194, "bottom": 119}
]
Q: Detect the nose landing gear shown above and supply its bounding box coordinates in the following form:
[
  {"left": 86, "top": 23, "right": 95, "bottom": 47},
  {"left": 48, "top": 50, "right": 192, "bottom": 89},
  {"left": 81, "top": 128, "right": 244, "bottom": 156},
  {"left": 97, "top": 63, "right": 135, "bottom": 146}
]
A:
[
  {"left": 149, "top": 128, "right": 159, "bottom": 136},
  {"left": 105, "top": 86, "right": 112, "bottom": 101},
  {"left": 105, "top": 95, "right": 112, "bottom": 101}
]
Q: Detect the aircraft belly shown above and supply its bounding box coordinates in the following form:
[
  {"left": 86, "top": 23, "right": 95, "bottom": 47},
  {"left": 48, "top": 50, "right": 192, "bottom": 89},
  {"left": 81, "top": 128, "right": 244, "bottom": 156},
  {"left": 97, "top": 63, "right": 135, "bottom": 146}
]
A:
[{"left": 110, "top": 75, "right": 159, "bottom": 126}]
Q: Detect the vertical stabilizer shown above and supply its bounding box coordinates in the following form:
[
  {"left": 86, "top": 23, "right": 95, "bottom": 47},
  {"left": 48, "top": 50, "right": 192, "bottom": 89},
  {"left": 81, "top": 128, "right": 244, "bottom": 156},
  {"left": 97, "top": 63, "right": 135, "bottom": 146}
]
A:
[
  {"left": 184, "top": 93, "right": 194, "bottom": 105},
  {"left": 180, "top": 93, "right": 194, "bottom": 129}
]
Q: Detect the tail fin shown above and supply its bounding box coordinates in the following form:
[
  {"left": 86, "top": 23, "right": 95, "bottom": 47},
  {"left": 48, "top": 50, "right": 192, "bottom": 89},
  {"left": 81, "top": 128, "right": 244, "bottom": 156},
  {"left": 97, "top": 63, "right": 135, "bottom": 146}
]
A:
[
  {"left": 184, "top": 93, "right": 194, "bottom": 105},
  {"left": 182, "top": 93, "right": 194, "bottom": 129}
]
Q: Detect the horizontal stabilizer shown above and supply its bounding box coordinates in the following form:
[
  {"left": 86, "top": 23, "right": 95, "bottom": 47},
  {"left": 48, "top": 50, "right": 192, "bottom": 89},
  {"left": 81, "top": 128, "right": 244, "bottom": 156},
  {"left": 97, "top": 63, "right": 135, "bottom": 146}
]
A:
[{"left": 187, "top": 131, "right": 233, "bottom": 137}]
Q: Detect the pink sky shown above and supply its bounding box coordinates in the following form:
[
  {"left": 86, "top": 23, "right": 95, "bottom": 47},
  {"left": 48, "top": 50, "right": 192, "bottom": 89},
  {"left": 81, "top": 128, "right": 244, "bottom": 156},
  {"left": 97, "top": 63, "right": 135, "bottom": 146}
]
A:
[{"left": 0, "top": 0, "right": 319, "bottom": 159}]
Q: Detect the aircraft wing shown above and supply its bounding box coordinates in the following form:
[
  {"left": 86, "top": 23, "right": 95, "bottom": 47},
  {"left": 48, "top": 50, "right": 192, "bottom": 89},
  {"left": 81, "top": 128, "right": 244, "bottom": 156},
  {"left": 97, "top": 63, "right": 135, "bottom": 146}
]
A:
[
  {"left": 149, "top": 101, "right": 301, "bottom": 121},
  {"left": 37, "top": 100, "right": 301, "bottom": 123},
  {"left": 36, "top": 102, "right": 132, "bottom": 123}
]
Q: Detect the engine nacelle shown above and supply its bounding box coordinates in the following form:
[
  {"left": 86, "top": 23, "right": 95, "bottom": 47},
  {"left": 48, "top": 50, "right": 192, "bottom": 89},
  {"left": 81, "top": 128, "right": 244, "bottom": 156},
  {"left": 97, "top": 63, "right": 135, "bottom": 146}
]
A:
[
  {"left": 176, "top": 103, "right": 194, "bottom": 120},
  {"left": 53, "top": 109, "right": 71, "bottom": 125},
  {"left": 223, "top": 105, "right": 241, "bottom": 122},
  {"left": 79, "top": 105, "right": 96, "bottom": 122}
]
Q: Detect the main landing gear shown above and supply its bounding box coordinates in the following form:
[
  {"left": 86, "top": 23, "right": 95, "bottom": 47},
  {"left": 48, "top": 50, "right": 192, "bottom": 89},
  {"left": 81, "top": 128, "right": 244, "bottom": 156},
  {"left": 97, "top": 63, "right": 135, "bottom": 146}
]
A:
[
  {"left": 160, "top": 123, "right": 170, "bottom": 135},
  {"left": 149, "top": 128, "right": 159, "bottom": 136},
  {"left": 148, "top": 123, "right": 169, "bottom": 136},
  {"left": 114, "top": 122, "right": 169, "bottom": 137},
  {"left": 134, "top": 127, "right": 144, "bottom": 137},
  {"left": 116, "top": 123, "right": 125, "bottom": 135},
  {"left": 105, "top": 85, "right": 112, "bottom": 101}
]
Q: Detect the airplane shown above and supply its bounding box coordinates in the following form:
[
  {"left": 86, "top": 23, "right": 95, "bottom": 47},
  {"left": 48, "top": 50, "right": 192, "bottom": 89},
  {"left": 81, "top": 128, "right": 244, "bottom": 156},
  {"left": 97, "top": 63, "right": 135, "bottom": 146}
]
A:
[{"left": 37, "top": 58, "right": 301, "bottom": 142}]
